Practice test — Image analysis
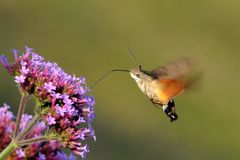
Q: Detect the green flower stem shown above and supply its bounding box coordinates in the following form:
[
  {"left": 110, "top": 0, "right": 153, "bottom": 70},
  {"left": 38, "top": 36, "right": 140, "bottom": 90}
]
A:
[
  {"left": 16, "top": 113, "right": 41, "bottom": 141},
  {"left": 13, "top": 94, "right": 28, "bottom": 139},
  {"left": 0, "top": 141, "right": 18, "bottom": 160},
  {"left": 18, "top": 136, "right": 54, "bottom": 146}
]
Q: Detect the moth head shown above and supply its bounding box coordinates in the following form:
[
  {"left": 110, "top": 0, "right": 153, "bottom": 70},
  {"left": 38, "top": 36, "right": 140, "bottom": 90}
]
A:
[{"left": 130, "top": 66, "right": 145, "bottom": 81}]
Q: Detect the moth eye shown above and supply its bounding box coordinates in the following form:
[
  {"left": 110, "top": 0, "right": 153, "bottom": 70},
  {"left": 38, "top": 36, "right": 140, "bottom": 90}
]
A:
[{"left": 136, "top": 74, "right": 140, "bottom": 78}]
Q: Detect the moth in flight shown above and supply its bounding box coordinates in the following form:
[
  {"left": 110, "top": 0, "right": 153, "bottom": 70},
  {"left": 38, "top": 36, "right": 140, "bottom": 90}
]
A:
[{"left": 93, "top": 51, "right": 202, "bottom": 122}]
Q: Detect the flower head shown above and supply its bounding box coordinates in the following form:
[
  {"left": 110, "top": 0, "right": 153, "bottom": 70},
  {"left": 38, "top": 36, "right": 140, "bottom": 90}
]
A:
[
  {"left": 0, "top": 103, "right": 15, "bottom": 150},
  {"left": 0, "top": 47, "right": 96, "bottom": 159},
  {"left": 0, "top": 104, "right": 76, "bottom": 160}
]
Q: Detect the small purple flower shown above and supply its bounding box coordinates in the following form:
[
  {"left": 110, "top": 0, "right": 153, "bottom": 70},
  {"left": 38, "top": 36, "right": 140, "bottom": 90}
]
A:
[
  {"left": 37, "top": 153, "right": 46, "bottom": 160},
  {"left": 25, "top": 46, "right": 34, "bottom": 53},
  {"left": 0, "top": 55, "right": 9, "bottom": 69},
  {"left": 78, "top": 86, "right": 87, "bottom": 95},
  {"left": 56, "top": 104, "right": 67, "bottom": 116},
  {"left": 63, "top": 94, "right": 73, "bottom": 105},
  {"left": 16, "top": 149, "right": 25, "bottom": 158},
  {"left": 0, "top": 103, "right": 14, "bottom": 119},
  {"left": 20, "top": 61, "right": 27, "bottom": 66},
  {"left": 15, "top": 75, "right": 26, "bottom": 83},
  {"left": 74, "top": 144, "right": 89, "bottom": 160},
  {"left": 21, "top": 65, "right": 30, "bottom": 74},
  {"left": 44, "top": 82, "right": 56, "bottom": 92},
  {"left": 46, "top": 115, "right": 56, "bottom": 125},
  {"left": 63, "top": 104, "right": 74, "bottom": 113},
  {"left": 5, "top": 126, "right": 13, "bottom": 133},
  {"left": 52, "top": 92, "right": 62, "bottom": 99}
]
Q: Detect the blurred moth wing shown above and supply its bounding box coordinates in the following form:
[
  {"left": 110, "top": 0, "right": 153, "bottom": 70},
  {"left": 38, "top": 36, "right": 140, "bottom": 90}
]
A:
[{"left": 150, "top": 57, "right": 200, "bottom": 104}]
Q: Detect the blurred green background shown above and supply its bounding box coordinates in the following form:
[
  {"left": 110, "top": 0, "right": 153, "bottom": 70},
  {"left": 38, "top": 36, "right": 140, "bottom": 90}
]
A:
[{"left": 0, "top": 0, "right": 240, "bottom": 159}]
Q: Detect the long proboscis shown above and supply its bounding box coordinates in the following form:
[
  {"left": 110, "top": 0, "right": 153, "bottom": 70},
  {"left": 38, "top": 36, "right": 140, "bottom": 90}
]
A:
[{"left": 91, "top": 69, "right": 129, "bottom": 89}]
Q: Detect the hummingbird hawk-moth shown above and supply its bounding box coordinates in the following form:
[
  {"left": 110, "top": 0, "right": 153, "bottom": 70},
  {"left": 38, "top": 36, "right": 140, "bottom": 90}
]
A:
[
  {"left": 129, "top": 57, "right": 200, "bottom": 122},
  {"left": 92, "top": 51, "right": 201, "bottom": 122}
]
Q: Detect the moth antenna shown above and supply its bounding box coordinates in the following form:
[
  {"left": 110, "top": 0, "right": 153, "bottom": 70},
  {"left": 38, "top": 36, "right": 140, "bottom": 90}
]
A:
[
  {"left": 91, "top": 69, "right": 129, "bottom": 89},
  {"left": 128, "top": 48, "right": 141, "bottom": 68}
]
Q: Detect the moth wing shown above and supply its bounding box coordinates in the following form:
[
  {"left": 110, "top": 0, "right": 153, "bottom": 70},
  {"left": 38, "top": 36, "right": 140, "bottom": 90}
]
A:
[
  {"left": 151, "top": 58, "right": 200, "bottom": 104},
  {"left": 151, "top": 57, "right": 197, "bottom": 80}
]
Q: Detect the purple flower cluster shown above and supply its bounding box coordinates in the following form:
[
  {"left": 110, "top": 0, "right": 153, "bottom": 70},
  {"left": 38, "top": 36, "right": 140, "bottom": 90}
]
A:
[
  {"left": 0, "top": 104, "right": 15, "bottom": 151},
  {"left": 0, "top": 47, "right": 95, "bottom": 159},
  {"left": 0, "top": 104, "right": 76, "bottom": 160}
]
